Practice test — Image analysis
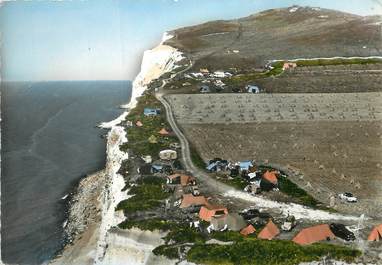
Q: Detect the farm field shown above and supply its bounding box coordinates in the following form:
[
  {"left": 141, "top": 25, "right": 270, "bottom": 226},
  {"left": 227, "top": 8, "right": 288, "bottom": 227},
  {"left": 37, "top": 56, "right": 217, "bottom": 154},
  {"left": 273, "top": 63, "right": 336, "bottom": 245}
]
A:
[
  {"left": 166, "top": 93, "right": 382, "bottom": 218},
  {"left": 256, "top": 64, "right": 382, "bottom": 93},
  {"left": 166, "top": 92, "right": 382, "bottom": 124}
]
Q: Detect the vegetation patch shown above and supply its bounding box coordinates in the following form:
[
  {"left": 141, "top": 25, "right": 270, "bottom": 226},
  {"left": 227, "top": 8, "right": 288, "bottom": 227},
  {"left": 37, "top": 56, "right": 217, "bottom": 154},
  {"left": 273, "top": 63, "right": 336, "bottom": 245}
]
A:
[
  {"left": 115, "top": 176, "right": 170, "bottom": 214},
  {"left": 118, "top": 218, "right": 177, "bottom": 231},
  {"left": 120, "top": 90, "right": 178, "bottom": 159},
  {"left": 152, "top": 245, "right": 180, "bottom": 260},
  {"left": 164, "top": 225, "right": 207, "bottom": 244},
  {"left": 210, "top": 231, "right": 245, "bottom": 242},
  {"left": 187, "top": 239, "right": 361, "bottom": 265},
  {"left": 189, "top": 144, "right": 207, "bottom": 170},
  {"left": 294, "top": 58, "right": 382, "bottom": 67},
  {"left": 212, "top": 175, "right": 248, "bottom": 190}
]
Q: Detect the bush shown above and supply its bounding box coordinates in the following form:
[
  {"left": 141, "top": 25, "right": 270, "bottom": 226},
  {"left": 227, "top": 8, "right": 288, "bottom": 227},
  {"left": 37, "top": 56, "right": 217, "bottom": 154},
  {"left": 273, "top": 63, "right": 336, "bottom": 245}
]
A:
[
  {"left": 187, "top": 239, "right": 361, "bottom": 265},
  {"left": 118, "top": 218, "right": 176, "bottom": 231},
  {"left": 152, "top": 245, "right": 180, "bottom": 260},
  {"left": 211, "top": 231, "right": 244, "bottom": 242},
  {"left": 115, "top": 176, "right": 170, "bottom": 214},
  {"left": 164, "top": 225, "right": 207, "bottom": 244}
]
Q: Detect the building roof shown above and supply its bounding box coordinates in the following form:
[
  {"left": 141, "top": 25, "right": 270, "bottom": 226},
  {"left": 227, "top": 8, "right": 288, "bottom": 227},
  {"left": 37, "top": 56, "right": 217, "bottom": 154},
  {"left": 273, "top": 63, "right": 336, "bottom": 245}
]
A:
[
  {"left": 136, "top": 120, "right": 143, "bottom": 127},
  {"left": 159, "top": 128, "right": 170, "bottom": 135},
  {"left": 240, "top": 224, "right": 256, "bottom": 236},
  {"left": 180, "top": 194, "right": 208, "bottom": 208},
  {"left": 240, "top": 161, "right": 253, "bottom": 171},
  {"left": 199, "top": 203, "right": 228, "bottom": 222},
  {"left": 167, "top": 174, "right": 195, "bottom": 186},
  {"left": 293, "top": 224, "right": 335, "bottom": 245},
  {"left": 263, "top": 171, "right": 278, "bottom": 185},
  {"left": 258, "top": 220, "right": 280, "bottom": 240},
  {"left": 368, "top": 224, "right": 382, "bottom": 241}
]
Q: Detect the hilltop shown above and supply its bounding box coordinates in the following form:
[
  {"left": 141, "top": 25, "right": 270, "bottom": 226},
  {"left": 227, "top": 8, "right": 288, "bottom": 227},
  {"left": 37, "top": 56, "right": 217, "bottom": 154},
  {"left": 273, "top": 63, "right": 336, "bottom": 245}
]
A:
[{"left": 165, "top": 6, "right": 382, "bottom": 70}]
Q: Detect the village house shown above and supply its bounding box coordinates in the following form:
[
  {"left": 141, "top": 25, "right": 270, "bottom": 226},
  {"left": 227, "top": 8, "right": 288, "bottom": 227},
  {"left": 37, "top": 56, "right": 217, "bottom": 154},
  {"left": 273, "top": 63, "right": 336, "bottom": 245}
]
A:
[
  {"left": 206, "top": 158, "right": 228, "bottom": 172},
  {"left": 167, "top": 174, "right": 196, "bottom": 187},
  {"left": 239, "top": 161, "right": 253, "bottom": 172},
  {"left": 199, "top": 204, "right": 228, "bottom": 222},
  {"left": 212, "top": 71, "right": 232, "bottom": 78},
  {"left": 151, "top": 160, "right": 173, "bottom": 174},
  {"left": 135, "top": 120, "right": 143, "bottom": 127},
  {"left": 258, "top": 220, "right": 280, "bottom": 240},
  {"left": 262, "top": 170, "right": 278, "bottom": 185},
  {"left": 178, "top": 194, "right": 208, "bottom": 208},
  {"left": 158, "top": 128, "right": 170, "bottom": 135},
  {"left": 144, "top": 108, "right": 160, "bottom": 116},
  {"left": 368, "top": 224, "right": 382, "bottom": 241},
  {"left": 292, "top": 224, "right": 335, "bottom": 245},
  {"left": 214, "top": 79, "right": 225, "bottom": 87},
  {"left": 240, "top": 224, "right": 256, "bottom": 236},
  {"left": 282, "top": 62, "right": 297, "bottom": 70},
  {"left": 200, "top": 68, "right": 209, "bottom": 74},
  {"left": 200, "top": 85, "right": 211, "bottom": 93},
  {"left": 246, "top": 85, "right": 260, "bottom": 93},
  {"left": 159, "top": 149, "right": 177, "bottom": 160}
]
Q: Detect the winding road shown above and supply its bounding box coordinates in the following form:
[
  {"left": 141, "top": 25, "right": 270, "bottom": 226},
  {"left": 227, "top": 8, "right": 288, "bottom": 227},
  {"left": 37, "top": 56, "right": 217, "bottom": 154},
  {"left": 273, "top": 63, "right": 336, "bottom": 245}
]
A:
[{"left": 154, "top": 58, "right": 364, "bottom": 222}]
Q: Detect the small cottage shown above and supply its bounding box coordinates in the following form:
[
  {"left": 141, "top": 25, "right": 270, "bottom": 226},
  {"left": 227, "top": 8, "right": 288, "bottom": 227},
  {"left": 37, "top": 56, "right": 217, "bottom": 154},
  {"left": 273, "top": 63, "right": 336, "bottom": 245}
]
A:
[
  {"left": 158, "top": 128, "right": 170, "bottom": 135},
  {"left": 167, "top": 174, "right": 196, "bottom": 187},
  {"left": 293, "top": 224, "right": 335, "bottom": 245},
  {"left": 246, "top": 85, "right": 260, "bottom": 93},
  {"left": 144, "top": 108, "right": 160, "bottom": 116},
  {"left": 282, "top": 62, "right": 297, "bottom": 70},
  {"left": 368, "top": 224, "right": 382, "bottom": 241},
  {"left": 240, "top": 224, "right": 256, "bottom": 236},
  {"left": 199, "top": 204, "right": 228, "bottom": 222},
  {"left": 258, "top": 220, "right": 280, "bottom": 240},
  {"left": 179, "top": 194, "right": 208, "bottom": 208},
  {"left": 159, "top": 150, "right": 177, "bottom": 160}
]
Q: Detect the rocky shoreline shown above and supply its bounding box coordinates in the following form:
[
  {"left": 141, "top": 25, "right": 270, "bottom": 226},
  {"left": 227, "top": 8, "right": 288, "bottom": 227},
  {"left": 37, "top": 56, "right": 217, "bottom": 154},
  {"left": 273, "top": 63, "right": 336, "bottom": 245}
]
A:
[
  {"left": 62, "top": 170, "right": 106, "bottom": 245},
  {"left": 51, "top": 170, "right": 106, "bottom": 264}
]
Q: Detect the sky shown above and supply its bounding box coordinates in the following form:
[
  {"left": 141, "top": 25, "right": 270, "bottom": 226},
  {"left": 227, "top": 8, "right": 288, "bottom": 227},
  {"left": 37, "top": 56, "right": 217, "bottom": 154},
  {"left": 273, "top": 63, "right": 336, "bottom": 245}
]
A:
[{"left": 0, "top": 0, "right": 381, "bottom": 81}]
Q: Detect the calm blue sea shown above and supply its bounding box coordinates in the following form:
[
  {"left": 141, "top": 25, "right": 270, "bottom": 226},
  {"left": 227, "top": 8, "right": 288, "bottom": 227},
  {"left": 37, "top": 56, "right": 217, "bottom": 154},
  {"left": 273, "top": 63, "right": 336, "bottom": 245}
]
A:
[{"left": 1, "top": 81, "right": 131, "bottom": 265}]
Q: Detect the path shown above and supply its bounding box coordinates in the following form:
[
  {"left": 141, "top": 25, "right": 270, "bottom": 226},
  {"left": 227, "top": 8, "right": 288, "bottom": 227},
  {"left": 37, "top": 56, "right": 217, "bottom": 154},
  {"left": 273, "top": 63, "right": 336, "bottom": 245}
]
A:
[{"left": 154, "top": 59, "right": 364, "bottom": 222}]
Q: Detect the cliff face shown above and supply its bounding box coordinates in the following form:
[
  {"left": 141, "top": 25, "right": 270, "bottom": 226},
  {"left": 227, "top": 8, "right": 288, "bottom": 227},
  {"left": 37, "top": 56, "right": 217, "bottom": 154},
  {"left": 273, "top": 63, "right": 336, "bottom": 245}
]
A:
[
  {"left": 165, "top": 6, "right": 382, "bottom": 70},
  {"left": 94, "top": 33, "right": 185, "bottom": 264},
  {"left": 52, "top": 34, "right": 184, "bottom": 265}
]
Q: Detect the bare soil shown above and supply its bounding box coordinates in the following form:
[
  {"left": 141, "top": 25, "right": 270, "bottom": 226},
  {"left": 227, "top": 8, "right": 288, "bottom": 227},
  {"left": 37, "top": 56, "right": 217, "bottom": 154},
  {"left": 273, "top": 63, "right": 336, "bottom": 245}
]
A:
[{"left": 166, "top": 93, "right": 382, "bottom": 218}]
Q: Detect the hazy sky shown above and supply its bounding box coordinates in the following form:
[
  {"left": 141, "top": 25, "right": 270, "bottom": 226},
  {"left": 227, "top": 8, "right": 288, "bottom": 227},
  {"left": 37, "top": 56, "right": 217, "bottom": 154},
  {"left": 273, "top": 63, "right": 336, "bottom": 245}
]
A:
[{"left": 1, "top": 0, "right": 381, "bottom": 81}]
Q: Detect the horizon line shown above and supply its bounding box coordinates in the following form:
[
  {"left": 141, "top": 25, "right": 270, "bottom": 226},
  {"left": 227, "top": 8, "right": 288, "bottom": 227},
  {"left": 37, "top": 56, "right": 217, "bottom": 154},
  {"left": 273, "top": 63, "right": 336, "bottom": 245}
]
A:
[{"left": 1, "top": 79, "right": 133, "bottom": 83}]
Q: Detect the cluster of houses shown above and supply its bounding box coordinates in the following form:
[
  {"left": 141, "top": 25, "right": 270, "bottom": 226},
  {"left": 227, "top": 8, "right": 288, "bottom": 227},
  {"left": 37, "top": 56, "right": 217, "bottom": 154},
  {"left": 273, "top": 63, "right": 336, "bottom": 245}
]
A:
[
  {"left": 163, "top": 169, "right": 382, "bottom": 245},
  {"left": 136, "top": 107, "right": 381, "bottom": 247},
  {"left": 206, "top": 159, "right": 279, "bottom": 194}
]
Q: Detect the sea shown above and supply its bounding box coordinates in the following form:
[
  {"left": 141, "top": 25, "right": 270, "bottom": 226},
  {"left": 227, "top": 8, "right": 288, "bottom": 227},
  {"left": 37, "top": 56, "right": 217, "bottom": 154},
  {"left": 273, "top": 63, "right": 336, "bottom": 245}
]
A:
[{"left": 1, "top": 80, "right": 131, "bottom": 265}]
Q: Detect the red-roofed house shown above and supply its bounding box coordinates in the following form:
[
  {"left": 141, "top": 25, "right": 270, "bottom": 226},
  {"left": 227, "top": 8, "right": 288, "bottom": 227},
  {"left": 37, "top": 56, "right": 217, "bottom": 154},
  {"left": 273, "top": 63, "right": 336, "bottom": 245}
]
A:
[
  {"left": 258, "top": 220, "right": 280, "bottom": 240},
  {"left": 167, "top": 174, "right": 196, "bottom": 187},
  {"left": 180, "top": 194, "right": 208, "bottom": 208},
  {"left": 368, "top": 224, "right": 382, "bottom": 241},
  {"left": 262, "top": 171, "right": 278, "bottom": 185},
  {"left": 293, "top": 224, "right": 335, "bottom": 245},
  {"left": 159, "top": 128, "right": 170, "bottom": 135},
  {"left": 240, "top": 224, "right": 256, "bottom": 236},
  {"left": 199, "top": 204, "right": 228, "bottom": 222}
]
